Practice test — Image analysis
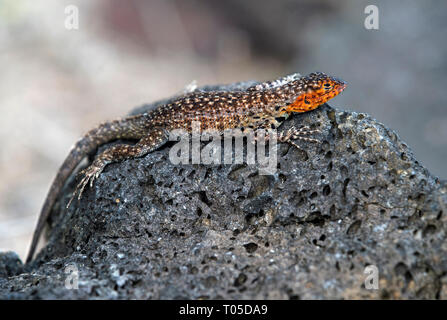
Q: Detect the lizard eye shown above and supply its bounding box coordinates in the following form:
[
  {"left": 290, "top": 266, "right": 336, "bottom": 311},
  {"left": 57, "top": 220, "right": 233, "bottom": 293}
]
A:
[{"left": 323, "top": 83, "right": 332, "bottom": 91}]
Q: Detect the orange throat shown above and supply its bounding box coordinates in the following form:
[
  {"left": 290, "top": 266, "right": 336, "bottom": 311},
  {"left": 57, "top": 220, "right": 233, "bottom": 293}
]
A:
[
  {"left": 285, "top": 83, "right": 347, "bottom": 113},
  {"left": 285, "top": 94, "right": 321, "bottom": 113}
]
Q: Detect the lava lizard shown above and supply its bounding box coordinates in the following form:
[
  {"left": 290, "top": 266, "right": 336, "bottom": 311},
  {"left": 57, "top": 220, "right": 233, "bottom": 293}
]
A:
[{"left": 26, "top": 72, "right": 347, "bottom": 263}]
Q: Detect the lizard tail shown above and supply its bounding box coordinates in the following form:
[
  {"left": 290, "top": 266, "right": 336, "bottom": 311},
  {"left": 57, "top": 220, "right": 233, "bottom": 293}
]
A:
[
  {"left": 26, "top": 139, "right": 93, "bottom": 264},
  {"left": 26, "top": 115, "right": 147, "bottom": 264}
]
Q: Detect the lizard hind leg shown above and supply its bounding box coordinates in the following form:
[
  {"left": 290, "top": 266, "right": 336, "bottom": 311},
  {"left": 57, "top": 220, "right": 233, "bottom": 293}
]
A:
[
  {"left": 67, "top": 128, "right": 168, "bottom": 208},
  {"left": 278, "top": 125, "right": 321, "bottom": 151}
]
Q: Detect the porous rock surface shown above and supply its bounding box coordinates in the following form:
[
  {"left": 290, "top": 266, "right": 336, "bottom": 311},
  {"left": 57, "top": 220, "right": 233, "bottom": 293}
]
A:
[{"left": 1, "top": 82, "right": 446, "bottom": 299}]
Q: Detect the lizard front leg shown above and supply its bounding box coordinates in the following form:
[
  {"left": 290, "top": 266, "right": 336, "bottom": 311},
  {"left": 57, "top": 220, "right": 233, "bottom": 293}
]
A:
[
  {"left": 68, "top": 127, "right": 168, "bottom": 207},
  {"left": 249, "top": 117, "right": 320, "bottom": 151}
]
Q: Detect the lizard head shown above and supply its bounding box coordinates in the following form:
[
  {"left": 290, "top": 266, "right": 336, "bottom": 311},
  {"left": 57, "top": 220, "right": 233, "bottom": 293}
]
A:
[{"left": 286, "top": 72, "right": 347, "bottom": 113}]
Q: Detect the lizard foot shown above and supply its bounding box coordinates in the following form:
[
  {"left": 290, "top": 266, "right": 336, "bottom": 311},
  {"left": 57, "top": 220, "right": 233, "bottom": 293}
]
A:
[
  {"left": 278, "top": 126, "right": 320, "bottom": 151},
  {"left": 67, "top": 163, "right": 105, "bottom": 208}
]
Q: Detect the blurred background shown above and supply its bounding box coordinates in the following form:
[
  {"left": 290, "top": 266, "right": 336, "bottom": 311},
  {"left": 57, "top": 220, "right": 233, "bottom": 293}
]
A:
[{"left": 1, "top": 0, "right": 446, "bottom": 259}]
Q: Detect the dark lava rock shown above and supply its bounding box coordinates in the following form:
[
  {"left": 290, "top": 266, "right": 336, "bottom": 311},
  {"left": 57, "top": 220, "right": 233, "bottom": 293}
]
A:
[
  {"left": 0, "top": 252, "right": 23, "bottom": 279},
  {"left": 1, "top": 81, "right": 446, "bottom": 299}
]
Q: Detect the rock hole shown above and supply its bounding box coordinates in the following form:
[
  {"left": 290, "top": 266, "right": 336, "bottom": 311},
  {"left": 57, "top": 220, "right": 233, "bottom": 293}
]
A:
[
  {"left": 347, "top": 220, "right": 361, "bottom": 235},
  {"left": 361, "top": 190, "right": 369, "bottom": 198},
  {"left": 204, "top": 168, "right": 212, "bottom": 180},
  {"left": 322, "top": 185, "right": 331, "bottom": 196},
  {"left": 187, "top": 170, "right": 196, "bottom": 179},
  {"left": 423, "top": 224, "right": 437, "bottom": 237},
  {"left": 279, "top": 173, "right": 287, "bottom": 183},
  {"left": 234, "top": 273, "right": 247, "bottom": 287},
  {"left": 243, "top": 242, "right": 259, "bottom": 253},
  {"left": 196, "top": 191, "right": 212, "bottom": 206},
  {"left": 329, "top": 204, "right": 336, "bottom": 216}
]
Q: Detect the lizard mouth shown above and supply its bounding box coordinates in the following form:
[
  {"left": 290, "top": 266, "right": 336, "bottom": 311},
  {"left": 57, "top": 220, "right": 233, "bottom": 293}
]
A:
[
  {"left": 336, "top": 82, "right": 347, "bottom": 93},
  {"left": 327, "top": 81, "right": 347, "bottom": 100}
]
